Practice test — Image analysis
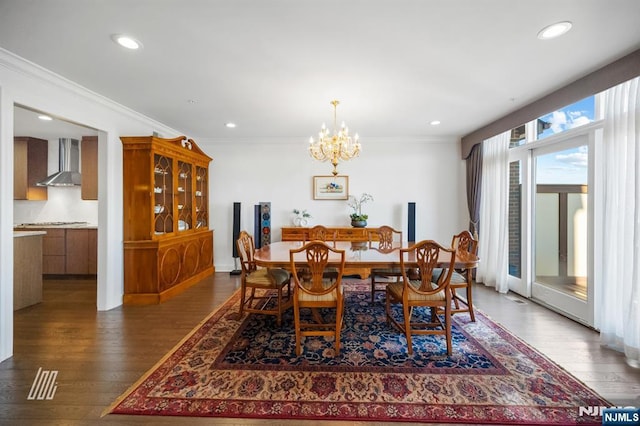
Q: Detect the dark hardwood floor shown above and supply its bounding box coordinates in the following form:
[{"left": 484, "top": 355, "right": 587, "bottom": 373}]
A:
[{"left": 1, "top": 273, "right": 639, "bottom": 425}]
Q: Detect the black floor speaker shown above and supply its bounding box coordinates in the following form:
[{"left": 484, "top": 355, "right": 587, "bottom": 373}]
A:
[
  {"left": 254, "top": 204, "right": 262, "bottom": 249},
  {"left": 408, "top": 202, "right": 416, "bottom": 242},
  {"left": 230, "top": 202, "right": 241, "bottom": 275}
]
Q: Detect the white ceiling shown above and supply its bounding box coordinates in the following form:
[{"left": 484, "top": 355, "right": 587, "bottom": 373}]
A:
[{"left": 2, "top": 0, "right": 640, "bottom": 142}]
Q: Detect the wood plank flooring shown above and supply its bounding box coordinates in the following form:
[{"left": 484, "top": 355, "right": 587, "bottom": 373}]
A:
[{"left": 1, "top": 273, "right": 639, "bottom": 425}]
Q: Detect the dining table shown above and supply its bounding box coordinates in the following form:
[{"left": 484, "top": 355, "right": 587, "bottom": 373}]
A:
[{"left": 253, "top": 240, "right": 479, "bottom": 271}]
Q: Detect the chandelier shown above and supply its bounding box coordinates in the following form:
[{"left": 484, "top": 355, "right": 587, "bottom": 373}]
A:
[{"left": 308, "top": 100, "right": 361, "bottom": 176}]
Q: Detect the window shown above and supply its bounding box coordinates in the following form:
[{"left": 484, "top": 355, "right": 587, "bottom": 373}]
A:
[
  {"left": 536, "top": 96, "right": 595, "bottom": 140},
  {"left": 510, "top": 125, "right": 527, "bottom": 147}
]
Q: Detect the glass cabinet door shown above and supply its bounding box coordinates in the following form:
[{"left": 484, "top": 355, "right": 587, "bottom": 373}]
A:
[
  {"left": 177, "top": 161, "right": 193, "bottom": 231},
  {"left": 195, "top": 166, "right": 208, "bottom": 229},
  {"left": 154, "top": 154, "right": 174, "bottom": 235}
]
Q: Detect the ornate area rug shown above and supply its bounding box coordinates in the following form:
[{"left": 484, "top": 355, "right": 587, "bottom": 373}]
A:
[{"left": 106, "top": 281, "right": 608, "bottom": 424}]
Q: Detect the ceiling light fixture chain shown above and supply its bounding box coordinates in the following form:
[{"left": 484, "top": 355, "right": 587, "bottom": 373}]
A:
[{"left": 308, "top": 99, "right": 361, "bottom": 176}]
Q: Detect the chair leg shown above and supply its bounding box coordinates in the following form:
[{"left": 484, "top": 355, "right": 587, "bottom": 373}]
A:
[
  {"left": 276, "top": 286, "right": 283, "bottom": 326},
  {"left": 451, "top": 288, "right": 461, "bottom": 309},
  {"left": 466, "top": 280, "right": 476, "bottom": 322},
  {"left": 445, "top": 297, "right": 452, "bottom": 356},
  {"left": 370, "top": 274, "right": 376, "bottom": 304},
  {"left": 293, "top": 299, "right": 302, "bottom": 356},
  {"left": 335, "top": 299, "right": 344, "bottom": 355},
  {"left": 403, "top": 303, "right": 413, "bottom": 355},
  {"left": 239, "top": 283, "right": 247, "bottom": 317},
  {"left": 385, "top": 290, "right": 392, "bottom": 324}
]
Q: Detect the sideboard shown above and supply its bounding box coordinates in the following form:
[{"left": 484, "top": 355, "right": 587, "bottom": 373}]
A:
[
  {"left": 281, "top": 226, "right": 380, "bottom": 278},
  {"left": 281, "top": 226, "right": 379, "bottom": 242}
]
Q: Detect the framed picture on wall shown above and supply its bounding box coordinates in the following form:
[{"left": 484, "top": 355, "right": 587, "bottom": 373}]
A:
[{"left": 313, "top": 175, "right": 349, "bottom": 200}]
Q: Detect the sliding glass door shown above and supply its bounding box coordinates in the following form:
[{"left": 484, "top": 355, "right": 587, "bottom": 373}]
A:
[{"left": 531, "top": 135, "right": 591, "bottom": 324}]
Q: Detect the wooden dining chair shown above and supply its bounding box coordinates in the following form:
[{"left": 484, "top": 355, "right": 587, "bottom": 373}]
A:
[
  {"left": 307, "top": 225, "right": 337, "bottom": 244},
  {"left": 448, "top": 230, "right": 479, "bottom": 322},
  {"left": 385, "top": 240, "right": 456, "bottom": 355},
  {"left": 303, "top": 225, "right": 338, "bottom": 280},
  {"left": 289, "top": 241, "right": 346, "bottom": 356},
  {"left": 367, "top": 226, "right": 403, "bottom": 304},
  {"left": 236, "top": 230, "right": 292, "bottom": 326}
]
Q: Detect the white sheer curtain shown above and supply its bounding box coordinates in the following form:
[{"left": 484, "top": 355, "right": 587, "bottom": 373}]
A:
[
  {"left": 476, "top": 131, "right": 510, "bottom": 294},
  {"left": 597, "top": 76, "right": 640, "bottom": 367}
]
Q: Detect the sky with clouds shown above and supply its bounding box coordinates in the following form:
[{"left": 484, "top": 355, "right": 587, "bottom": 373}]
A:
[{"left": 536, "top": 96, "right": 593, "bottom": 185}]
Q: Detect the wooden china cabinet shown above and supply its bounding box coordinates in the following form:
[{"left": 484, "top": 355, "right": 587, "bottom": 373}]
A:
[{"left": 121, "top": 135, "right": 214, "bottom": 304}]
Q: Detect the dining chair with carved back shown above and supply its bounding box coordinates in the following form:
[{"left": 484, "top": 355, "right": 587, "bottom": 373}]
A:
[
  {"left": 236, "top": 230, "right": 292, "bottom": 326},
  {"left": 367, "top": 225, "right": 403, "bottom": 304},
  {"left": 307, "top": 225, "right": 338, "bottom": 244},
  {"left": 303, "top": 225, "right": 339, "bottom": 280},
  {"left": 450, "top": 230, "right": 479, "bottom": 321},
  {"left": 434, "top": 230, "right": 479, "bottom": 322},
  {"left": 385, "top": 239, "right": 456, "bottom": 355},
  {"left": 289, "top": 241, "right": 346, "bottom": 356}
]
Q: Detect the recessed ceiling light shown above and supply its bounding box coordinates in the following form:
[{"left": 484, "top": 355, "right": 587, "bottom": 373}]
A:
[
  {"left": 537, "top": 21, "right": 572, "bottom": 40},
  {"left": 187, "top": 99, "right": 198, "bottom": 104},
  {"left": 111, "top": 34, "right": 143, "bottom": 50},
  {"left": 225, "top": 122, "right": 237, "bottom": 128},
  {"left": 430, "top": 120, "right": 441, "bottom": 126},
  {"left": 37, "top": 115, "right": 52, "bottom": 121}
]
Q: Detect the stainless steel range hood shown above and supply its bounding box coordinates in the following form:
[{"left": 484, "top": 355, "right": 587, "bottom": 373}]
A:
[{"left": 37, "top": 138, "right": 81, "bottom": 186}]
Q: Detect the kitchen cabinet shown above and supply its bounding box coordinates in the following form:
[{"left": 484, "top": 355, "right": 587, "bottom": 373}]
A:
[
  {"left": 81, "top": 136, "right": 98, "bottom": 200},
  {"left": 42, "top": 229, "right": 66, "bottom": 274},
  {"left": 14, "top": 227, "right": 97, "bottom": 275},
  {"left": 121, "top": 135, "right": 214, "bottom": 304},
  {"left": 14, "top": 231, "right": 45, "bottom": 310},
  {"left": 14, "top": 136, "right": 48, "bottom": 200},
  {"left": 66, "top": 229, "right": 97, "bottom": 274}
]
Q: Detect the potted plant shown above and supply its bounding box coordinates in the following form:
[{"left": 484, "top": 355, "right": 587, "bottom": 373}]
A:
[
  {"left": 292, "top": 209, "right": 312, "bottom": 227},
  {"left": 347, "top": 193, "right": 373, "bottom": 227}
]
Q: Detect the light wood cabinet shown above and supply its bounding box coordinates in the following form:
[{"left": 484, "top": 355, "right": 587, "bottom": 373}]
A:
[
  {"left": 81, "top": 136, "right": 98, "bottom": 200},
  {"left": 88, "top": 229, "right": 97, "bottom": 274},
  {"left": 14, "top": 232, "right": 44, "bottom": 310},
  {"left": 65, "top": 229, "right": 98, "bottom": 274},
  {"left": 281, "top": 227, "right": 379, "bottom": 278},
  {"left": 121, "top": 135, "right": 214, "bottom": 304},
  {"left": 281, "top": 227, "right": 379, "bottom": 242},
  {"left": 15, "top": 227, "right": 97, "bottom": 275},
  {"left": 42, "top": 229, "right": 66, "bottom": 274},
  {"left": 14, "top": 136, "right": 48, "bottom": 200}
]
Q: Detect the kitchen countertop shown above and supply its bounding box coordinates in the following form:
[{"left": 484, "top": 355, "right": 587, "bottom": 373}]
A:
[
  {"left": 14, "top": 222, "right": 98, "bottom": 229},
  {"left": 13, "top": 231, "right": 47, "bottom": 238}
]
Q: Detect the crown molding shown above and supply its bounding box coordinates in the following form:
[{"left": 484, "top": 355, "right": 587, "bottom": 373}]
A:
[
  {"left": 196, "top": 135, "right": 457, "bottom": 146},
  {"left": 0, "top": 48, "right": 181, "bottom": 137}
]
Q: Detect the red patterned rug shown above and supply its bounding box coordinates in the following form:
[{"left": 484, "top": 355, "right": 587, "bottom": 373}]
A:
[{"left": 106, "top": 281, "right": 608, "bottom": 424}]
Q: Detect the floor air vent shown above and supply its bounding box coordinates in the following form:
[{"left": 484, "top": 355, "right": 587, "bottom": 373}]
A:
[{"left": 506, "top": 295, "right": 527, "bottom": 304}]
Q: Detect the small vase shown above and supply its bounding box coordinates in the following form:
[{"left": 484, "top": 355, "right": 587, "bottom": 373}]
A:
[
  {"left": 351, "top": 219, "right": 367, "bottom": 228},
  {"left": 293, "top": 217, "right": 308, "bottom": 227}
]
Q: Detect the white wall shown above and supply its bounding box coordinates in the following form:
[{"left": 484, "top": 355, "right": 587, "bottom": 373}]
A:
[{"left": 204, "top": 137, "right": 468, "bottom": 271}]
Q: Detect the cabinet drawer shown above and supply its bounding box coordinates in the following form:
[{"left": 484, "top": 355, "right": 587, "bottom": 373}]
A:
[
  {"left": 282, "top": 228, "right": 307, "bottom": 241},
  {"left": 336, "top": 228, "right": 368, "bottom": 241}
]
